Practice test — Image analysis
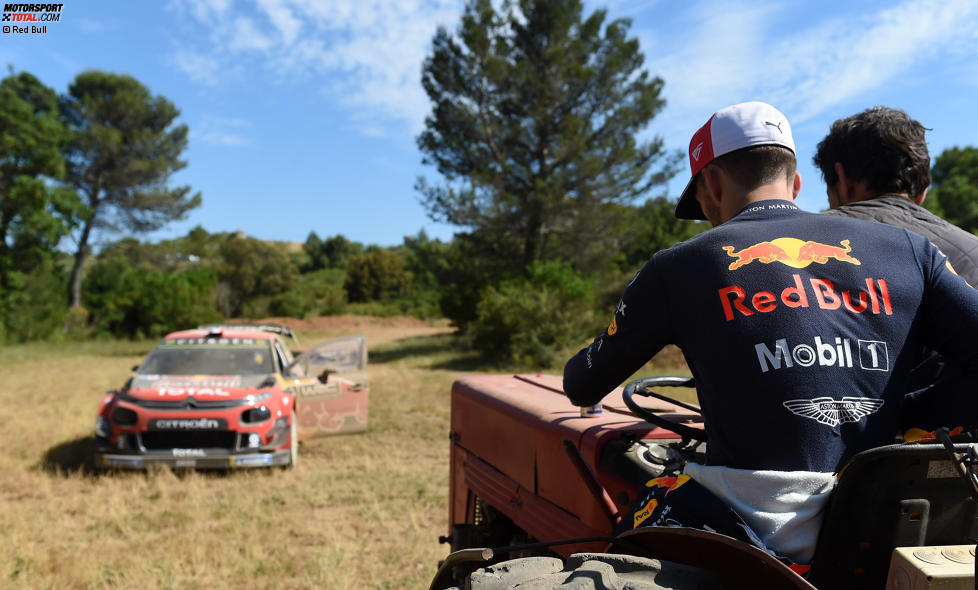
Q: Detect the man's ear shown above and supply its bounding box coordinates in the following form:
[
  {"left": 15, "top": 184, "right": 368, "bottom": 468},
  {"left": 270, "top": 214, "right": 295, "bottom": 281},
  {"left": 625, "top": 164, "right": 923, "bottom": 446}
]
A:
[
  {"left": 791, "top": 171, "right": 801, "bottom": 200},
  {"left": 833, "top": 162, "right": 853, "bottom": 204},
  {"left": 701, "top": 165, "right": 723, "bottom": 206}
]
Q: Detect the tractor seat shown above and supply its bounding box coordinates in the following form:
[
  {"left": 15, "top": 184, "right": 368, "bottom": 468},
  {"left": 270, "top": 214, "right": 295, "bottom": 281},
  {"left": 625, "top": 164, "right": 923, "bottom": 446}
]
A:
[{"left": 808, "top": 442, "right": 978, "bottom": 588}]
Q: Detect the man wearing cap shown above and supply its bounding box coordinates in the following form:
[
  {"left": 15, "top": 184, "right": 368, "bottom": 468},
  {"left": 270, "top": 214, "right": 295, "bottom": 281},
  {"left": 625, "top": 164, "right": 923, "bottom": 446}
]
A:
[{"left": 563, "top": 101, "right": 978, "bottom": 567}]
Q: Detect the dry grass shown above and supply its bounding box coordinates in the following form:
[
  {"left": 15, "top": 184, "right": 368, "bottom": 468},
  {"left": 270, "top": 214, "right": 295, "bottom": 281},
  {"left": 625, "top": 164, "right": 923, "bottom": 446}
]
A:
[{"left": 0, "top": 316, "right": 689, "bottom": 589}]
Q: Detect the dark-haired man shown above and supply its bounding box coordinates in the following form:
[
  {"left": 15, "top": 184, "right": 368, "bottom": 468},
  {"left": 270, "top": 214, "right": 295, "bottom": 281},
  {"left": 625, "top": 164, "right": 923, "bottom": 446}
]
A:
[
  {"left": 815, "top": 106, "right": 978, "bottom": 410},
  {"left": 814, "top": 106, "right": 978, "bottom": 286},
  {"left": 563, "top": 101, "right": 978, "bottom": 567}
]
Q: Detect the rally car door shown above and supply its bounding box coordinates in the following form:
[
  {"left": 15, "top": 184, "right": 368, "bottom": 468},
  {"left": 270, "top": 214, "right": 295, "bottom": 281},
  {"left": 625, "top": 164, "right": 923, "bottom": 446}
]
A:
[{"left": 288, "top": 336, "right": 369, "bottom": 438}]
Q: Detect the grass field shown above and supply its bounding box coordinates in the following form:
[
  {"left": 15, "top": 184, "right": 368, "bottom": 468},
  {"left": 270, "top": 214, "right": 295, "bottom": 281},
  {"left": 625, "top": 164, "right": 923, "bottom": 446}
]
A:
[{"left": 0, "top": 317, "right": 689, "bottom": 589}]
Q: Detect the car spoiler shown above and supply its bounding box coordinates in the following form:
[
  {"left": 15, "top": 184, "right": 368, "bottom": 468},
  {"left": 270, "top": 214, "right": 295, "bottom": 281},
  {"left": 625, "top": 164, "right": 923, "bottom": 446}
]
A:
[{"left": 197, "top": 323, "right": 300, "bottom": 345}]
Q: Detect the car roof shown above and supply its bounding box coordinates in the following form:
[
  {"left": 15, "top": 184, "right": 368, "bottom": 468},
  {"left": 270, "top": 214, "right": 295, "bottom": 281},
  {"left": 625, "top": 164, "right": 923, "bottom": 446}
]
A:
[{"left": 163, "top": 328, "right": 280, "bottom": 342}]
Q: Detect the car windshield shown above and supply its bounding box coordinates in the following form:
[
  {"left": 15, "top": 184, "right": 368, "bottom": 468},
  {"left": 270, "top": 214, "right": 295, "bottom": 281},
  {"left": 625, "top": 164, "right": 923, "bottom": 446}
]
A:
[{"left": 139, "top": 338, "right": 275, "bottom": 375}]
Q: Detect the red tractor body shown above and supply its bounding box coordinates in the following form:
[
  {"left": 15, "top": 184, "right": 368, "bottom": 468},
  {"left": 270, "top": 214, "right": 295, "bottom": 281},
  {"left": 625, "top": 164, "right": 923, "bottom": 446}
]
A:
[
  {"left": 438, "top": 374, "right": 978, "bottom": 590},
  {"left": 448, "top": 374, "right": 698, "bottom": 556}
]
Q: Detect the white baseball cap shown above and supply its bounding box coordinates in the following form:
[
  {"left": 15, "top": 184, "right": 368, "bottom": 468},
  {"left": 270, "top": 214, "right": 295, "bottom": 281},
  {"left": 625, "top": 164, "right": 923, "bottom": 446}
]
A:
[{"left": 675, "top": 101, "right": 795, "bottom": 220}]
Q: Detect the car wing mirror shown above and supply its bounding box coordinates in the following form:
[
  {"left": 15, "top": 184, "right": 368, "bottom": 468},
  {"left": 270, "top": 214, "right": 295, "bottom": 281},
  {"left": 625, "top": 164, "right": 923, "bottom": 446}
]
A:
[{"left": 286, "top": 359, "right": 305, "bottom": 378}]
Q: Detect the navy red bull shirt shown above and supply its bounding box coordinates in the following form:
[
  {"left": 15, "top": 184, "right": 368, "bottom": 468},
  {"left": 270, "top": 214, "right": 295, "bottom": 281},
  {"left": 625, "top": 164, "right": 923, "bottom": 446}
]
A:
[{"left": 564, "top": 200, "right": 978, "bottom": 473}]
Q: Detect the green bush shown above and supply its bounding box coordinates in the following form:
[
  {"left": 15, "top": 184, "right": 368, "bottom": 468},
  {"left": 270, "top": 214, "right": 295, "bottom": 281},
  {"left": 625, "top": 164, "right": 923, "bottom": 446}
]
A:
[
  {"left": 421, "top": 230, "right": 522, "bottom": 329},
  {"left": 469, "top": 262, "right": 600, "bottom": 368},
  {"left": 267, "top": 287, "right": 316, "bottom": 318},
  {"left": 300, "top": 268, "right": 347, "bottom": 316},
  {"left": 0, "top": 258, "right": 70, "bottom": 343},
  {"left": 248, "top": 268, "right": 351, "bottom": 319},
  {"left": 218, "top": 236, "right": 298, "bottom": 316},
  {"left": 345, "top": 292, "right": 441, "bottom": 320},
  {"left": 317, "top": 281, "right": 348, "bottom": 315},
  {"left": 84, "top": 260, "right": 221, "bottom": 338},
  {"left": 240, "top": 295, "right": 271, "bottom": 319},
  {"left": 344, "top": 249, "right": 411, "bottom": 302}
]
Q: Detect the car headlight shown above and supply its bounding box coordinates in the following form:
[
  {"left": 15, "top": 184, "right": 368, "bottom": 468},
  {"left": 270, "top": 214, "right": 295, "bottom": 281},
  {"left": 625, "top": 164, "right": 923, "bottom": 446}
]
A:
[
  {"left": 110, "top": 406, "right": 138, "bottom": 426},
  {"left": 95, "top": 416, "right": 111, "bottom": 438},
  {"left": 241, "top": 405, "right": 271, "bottom": 424}
]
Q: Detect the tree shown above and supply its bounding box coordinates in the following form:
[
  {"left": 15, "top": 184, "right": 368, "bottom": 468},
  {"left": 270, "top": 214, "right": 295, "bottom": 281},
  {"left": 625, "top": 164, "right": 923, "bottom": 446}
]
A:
[
  {"left": 93, "top": 227, "right": 223, "bottom": 273},
  {"left": 0, "top": 70, "right": 81, "bottom": 340},
  {"left": 301, "top": 232, "right": 363, "bottom": 272},
  {"left": 618, "top": 197, "right": 707, "bottom": 270},
  {"left": 423, "top": 229, "right": 520, "bottom": 328},
  {"left": 344, "top": 249, "right": 411, "bottom": 302},
  {"left": 925, "top": 146, "right": 978, "bottom": 233},
  {"left": 301, "top": 232, "right": 326, "bottom": 271},
  {"left": 417, "top": 0, "right": 679, "bottom": 274},
  {"left": 83, "top": 252, "right": 220, "bottom": 338},
  {"left": 217, "top": 236, "right": 298, "bottom": 317},
  {"left": 469, "top": 261, "right": 600, "bottom": 366},
  {"left": 60, "top": 70, "right": 201, "bottom": 308}
]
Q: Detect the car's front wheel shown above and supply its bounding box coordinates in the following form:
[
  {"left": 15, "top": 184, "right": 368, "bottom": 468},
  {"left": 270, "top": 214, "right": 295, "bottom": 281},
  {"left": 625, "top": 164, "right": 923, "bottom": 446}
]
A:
[{"left": 287, "top": 414, "right": 298, "bottom": 468}]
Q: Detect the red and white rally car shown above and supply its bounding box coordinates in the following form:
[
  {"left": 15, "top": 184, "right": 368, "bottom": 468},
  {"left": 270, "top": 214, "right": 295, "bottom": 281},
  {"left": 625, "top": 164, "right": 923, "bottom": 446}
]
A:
[{"left": 94, "top": 324, "right": 369, "bottom": 470}]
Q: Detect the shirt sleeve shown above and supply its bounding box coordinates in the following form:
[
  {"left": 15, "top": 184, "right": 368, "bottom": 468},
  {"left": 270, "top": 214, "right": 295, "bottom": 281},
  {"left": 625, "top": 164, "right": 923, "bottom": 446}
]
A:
[
  {"left": 563, "top": 257, "right": 674, "bottom": 406},
  {"left": 901, "top": 233, "right": 978, "bottom": 430}
]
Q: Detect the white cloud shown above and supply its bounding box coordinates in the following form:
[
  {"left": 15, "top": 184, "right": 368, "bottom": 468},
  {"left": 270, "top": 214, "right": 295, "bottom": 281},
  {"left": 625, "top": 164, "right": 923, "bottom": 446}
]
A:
[
  {"left": 171, "top": 0, "right": 232, "bottom": 23},
  {"left": 650, "top": 0, "right": 978, "bottom": 140},
  {"left": 227, "top": 16, "right": 275, "bottom": 53},
  {"left": 194, "top": 116, "right": 253, "bottom": 147},
  {"left": 255, "top": 0, "right": 302, "bottom": 45},
  {"left": 774, "top": 0, "right": 978, "bottom": 123},
  {"left": 171, "top": 49, "right": 221, "bottom": 86},
  {"left": 197, "top": 131, "right": 252, "bottom": 146},
  {"left": 168, "top": 0, "right": 978, "bottom": 143},
  {"left": 167, "top": 0, "right": 461, "bottom": 136}
]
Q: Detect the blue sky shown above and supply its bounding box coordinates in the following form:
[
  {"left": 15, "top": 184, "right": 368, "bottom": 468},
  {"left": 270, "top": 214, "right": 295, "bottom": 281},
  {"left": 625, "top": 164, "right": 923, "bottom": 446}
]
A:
[{"left": 3, "top": 0, "right": 978, "bottom": 248}]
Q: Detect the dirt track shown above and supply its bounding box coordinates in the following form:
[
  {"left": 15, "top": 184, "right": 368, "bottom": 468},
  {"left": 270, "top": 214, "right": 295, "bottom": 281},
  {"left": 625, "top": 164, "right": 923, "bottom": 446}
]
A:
[{"left": 248, "top": 315, "right": 455, "bottom": 345}]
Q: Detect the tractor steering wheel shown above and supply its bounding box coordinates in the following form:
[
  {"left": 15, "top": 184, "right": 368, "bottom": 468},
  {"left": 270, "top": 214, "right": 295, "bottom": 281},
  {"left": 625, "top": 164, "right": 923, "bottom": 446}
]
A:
[{"left": 623, "top": 377, "right": 708, "bottom": 442}]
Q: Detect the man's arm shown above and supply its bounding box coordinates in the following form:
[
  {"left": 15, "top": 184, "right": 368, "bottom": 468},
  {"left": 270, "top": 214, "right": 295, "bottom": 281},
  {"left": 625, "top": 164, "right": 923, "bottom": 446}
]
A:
[
  {"left": 563, "top": 259, "right": 673, "bottom": 406},
  {"left": 902, "top": 233, "right": 978, "bottom": 430}
]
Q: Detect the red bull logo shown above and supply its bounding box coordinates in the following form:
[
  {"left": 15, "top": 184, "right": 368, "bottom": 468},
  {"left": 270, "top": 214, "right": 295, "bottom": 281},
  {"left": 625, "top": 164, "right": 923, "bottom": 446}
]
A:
[
  {"left": 633, "top": 497, "right": 658, "bottom": 527},
  {"left": 644, "top": 474, "right": 691, "bottom": 494},
  {"left": 723, "top": 242, "right": 790, "bottom": 270},
  {"left": 723, "top": 238, "right": 860, "bottom": 270}
]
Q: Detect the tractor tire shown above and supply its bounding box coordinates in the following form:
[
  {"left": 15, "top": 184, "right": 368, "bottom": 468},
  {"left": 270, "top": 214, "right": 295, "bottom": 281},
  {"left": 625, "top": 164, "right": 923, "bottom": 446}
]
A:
[{"left": 447, "top": 552, "right": 722, "bottom": 590}]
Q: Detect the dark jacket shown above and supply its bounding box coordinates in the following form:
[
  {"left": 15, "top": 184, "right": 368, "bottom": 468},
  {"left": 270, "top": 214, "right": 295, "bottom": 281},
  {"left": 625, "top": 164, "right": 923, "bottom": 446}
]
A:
[
  {"left": 564, "top": 200, "right": 978, "bottom": 472},
  {"left": 825, "top": 196, "right": 978, "bottom": 287},
  {"left": 826, "top": 196, "right": 978, "bottom": 409}
]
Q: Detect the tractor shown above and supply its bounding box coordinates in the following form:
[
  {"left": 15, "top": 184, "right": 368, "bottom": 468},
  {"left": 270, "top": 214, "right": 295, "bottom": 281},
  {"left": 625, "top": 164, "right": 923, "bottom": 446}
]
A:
[{"left": 430, "top": 374, "right": 978, "bottom": 589}]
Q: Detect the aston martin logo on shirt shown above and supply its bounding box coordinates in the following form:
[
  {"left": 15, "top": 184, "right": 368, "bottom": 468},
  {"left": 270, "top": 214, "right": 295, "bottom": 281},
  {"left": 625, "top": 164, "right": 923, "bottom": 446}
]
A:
[{"left": 782, "top": 397, "right": 883, "bottom": 427}]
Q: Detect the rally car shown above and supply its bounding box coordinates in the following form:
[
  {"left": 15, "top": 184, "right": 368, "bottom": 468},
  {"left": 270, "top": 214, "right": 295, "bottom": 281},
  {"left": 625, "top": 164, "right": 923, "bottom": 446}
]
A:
[{"left": 94, "top": 324, "right": 369, "bottom": 470}]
